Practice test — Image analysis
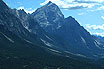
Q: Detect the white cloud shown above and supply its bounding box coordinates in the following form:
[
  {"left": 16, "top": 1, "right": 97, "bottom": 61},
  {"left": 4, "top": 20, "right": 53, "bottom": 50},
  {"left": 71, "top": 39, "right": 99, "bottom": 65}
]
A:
[
  {"left": 85, "top": 24, "right": 104, "bottom": 37},
  {"left": 24, "top": 9, "right": 36, "bottom": 14},
  {"left": 93, "top": 32, "right": 104, "bottom": 37},
  {"left": 91, "top": 0, "right": 104, "bottom": 2},
  {"left": 17, "top": 2, "right": 22, "bottom": 5},
  {"left": 75, "top": 0, "right": 104, "bottom": 3},
  {"left": 101, "top": 16, "right": 104, "bottom": 19},
  {"left": 18, "top": 6, "right": 24, "bottom": 10},
  {"left": 78, "top": 13, "right": 85, "bottom": 15},
  {"left": 86, "top": 24, "right": 104, "bottom": 30},
  {"left": 17, "top": 6, "right": 36, "bottom": 14},
  {"left": 61, "top": 3, "right": 95, "bottom": 9},
  {"left": 40, "top": 0, "right": 102, "bottom": 10},
  {"left": 97, "top": 5, "right": 104, "bottom": 10}
]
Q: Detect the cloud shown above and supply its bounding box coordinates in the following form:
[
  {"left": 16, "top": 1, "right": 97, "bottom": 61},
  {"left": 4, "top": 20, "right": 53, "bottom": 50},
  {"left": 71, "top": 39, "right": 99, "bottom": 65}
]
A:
[
  {"left": 40, "top": 0, "right": 102, "bottom": 10},
  {"left": 97, "top": 5, "right": 104, "bottom": 10},
  {"left": 17, "top": 7, "right": 36, "bottom": 14},
  {"left": 76, "top": 0, "right": 104, "bottom": 3},
  {"left": 17, "top": 2, "right": 23, "bottom": 6},
  {"left": 101, "top": 16, "right": 104, "bottom": 19},
  {"left": 86, "top": 24, "right": 104, "bottom": 30},
  {"left": 74, "top": 0, "right": 97, "bottom": 3},
  {"left": 61, "top": 6, "right": 87, "bottom": 10},
  {"left": 17, "top": 6, "right": 24, "bottom": 10},
  {"left": 78, "top": 13, "right": 84, "bottom": 15},
  {"left": 60, "top": 3, "right": 95, "bottom": 10},
  {"left": 92, "top": 0, "right": 104, "bottom": 2},
  {"left": 85, "top": 24, "right": 104, "bottom": 37},
  {"left": 93, "top": 32, "right": 104, "bottom": 37}
]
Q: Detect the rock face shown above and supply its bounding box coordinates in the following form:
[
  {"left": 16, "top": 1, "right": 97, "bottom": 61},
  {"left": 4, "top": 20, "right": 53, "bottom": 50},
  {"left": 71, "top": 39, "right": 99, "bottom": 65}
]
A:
[
  {"left": 0, "top": 0, "right": 9, "bottom": 11},
  {"left": 32, "top": 1, "right": 64, "bottom": 33},
  {"left": 12, "top": 9, "right": 40, "bottom": 34},
  {"left": 32, "top": 1, "right": 104, "bottom": 58},
  {"left": 57, "top": 16, "right": 104, "bottom": 57},
  {"left": 0, "top": 0, "right": 55, "bottom": 46},
  {"left": 0, "top": 0, "right": 40, "bottom": 45},
  {"left": 0, "top": 4, "right": 24, "bottom": 37},
  {"left": 12, "top": 9, "right": 62, "bottom": 48}
]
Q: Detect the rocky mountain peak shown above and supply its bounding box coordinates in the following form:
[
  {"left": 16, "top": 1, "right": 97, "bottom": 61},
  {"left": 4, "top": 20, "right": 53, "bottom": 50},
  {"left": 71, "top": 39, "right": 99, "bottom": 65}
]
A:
[
  {"left": 32, "top": 1, "right": 64, "bottom": 32},
  {"left": 33, "top": 1, "right": 64, "bottom": 18},
  {"left": 64, "top": 16, "right": 80, "bottom": 27},
  {"left": 47, "top": 1, "right": 52, "bottom": 5}
]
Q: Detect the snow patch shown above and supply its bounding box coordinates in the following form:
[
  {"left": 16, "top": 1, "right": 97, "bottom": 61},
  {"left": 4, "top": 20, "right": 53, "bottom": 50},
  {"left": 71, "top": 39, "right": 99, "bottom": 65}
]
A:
[
  {"left": 40, "top": 38, "right": 53, "bottom": 47},
  {"left": 47, "top": 2, "right": 53, "bottom": 7},
  {"left": 0, "top": 32, "right": 14, "bottom": 43},
  {"left": 64, "top": 51, "right": 86, "bottom": 57},
  {"left": 81, "top": 36, "right": 86, "bottom": 44},
  {"left": 64, "top": 51, "right": 74, "bottom": 55},
  {"left": 25, "top": 26, "right": 31, "bottom": 32},
  {"left": 24, "top": 39, "right": 33, "bottom": 44},
  {"left": 76, "top": 54, "right": 86, "bottom": 57},
  {"left": 65, "top": 56, "right": 70, "bottom": 57},
  {"left": 94, "top": 41, "right": 101, "bottom": 49},
  {"left": 58, "top": 12, "right": 63, "bottom": 17},
  {"left": 95, "top": 40, "right": 101, "bottom": 45},
  {"left": 16, "top": 10, "right": 20, "bottom": 17},
  {"left": 40, "top": 22, "right": 52, "bottom": 27},
  {"left": 45, "top": 35, "right": 53, "bottom": 41},
  {"left": 57, "top": 24, "right": 61, "bottom": 29},
  {"left": 48, "top": 48, "right": 61, "bottom": 53}
]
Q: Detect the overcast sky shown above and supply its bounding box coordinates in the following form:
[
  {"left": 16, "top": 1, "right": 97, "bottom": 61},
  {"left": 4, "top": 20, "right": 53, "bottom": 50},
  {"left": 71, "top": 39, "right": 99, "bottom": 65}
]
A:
[{"left": 3, "top": 0, "right": 104, "bottom": 37}]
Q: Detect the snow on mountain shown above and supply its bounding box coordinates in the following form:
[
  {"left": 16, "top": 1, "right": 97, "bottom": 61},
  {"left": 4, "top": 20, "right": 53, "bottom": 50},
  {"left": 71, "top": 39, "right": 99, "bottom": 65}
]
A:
[
  {"left": 32, "top": 1, "right": 104, "bottom": 59},
  {"left": 32, "top": 1, "right": 64, "bottom": 33}
]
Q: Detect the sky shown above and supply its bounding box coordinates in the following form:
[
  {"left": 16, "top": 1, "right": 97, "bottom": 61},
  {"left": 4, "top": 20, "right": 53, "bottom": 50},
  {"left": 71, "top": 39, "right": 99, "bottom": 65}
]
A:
[{"left": 3, "top": 0, "right": 104, "bottom": 37}]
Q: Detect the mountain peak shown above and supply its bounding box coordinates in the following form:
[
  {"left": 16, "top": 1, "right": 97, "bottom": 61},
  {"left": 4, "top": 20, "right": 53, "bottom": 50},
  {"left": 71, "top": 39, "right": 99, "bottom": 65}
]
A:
[
  {"left": 18, "top": 9, "right": 27, "bottom": 14},
  {"left": 32, "top": 0, "right": 64, "bottom": 32},
  {"left": 47, "top": 1, "right": 52, "bottom": 4},
  {"left": 46, "top": 1, "right": 57, "bottom": 7}
]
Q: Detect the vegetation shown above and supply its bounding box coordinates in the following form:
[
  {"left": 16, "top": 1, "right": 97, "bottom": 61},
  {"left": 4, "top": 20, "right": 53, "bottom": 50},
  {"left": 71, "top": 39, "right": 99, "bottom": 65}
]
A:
[{"left": 0, "top": 25, "right": 103, "bottom": 69}]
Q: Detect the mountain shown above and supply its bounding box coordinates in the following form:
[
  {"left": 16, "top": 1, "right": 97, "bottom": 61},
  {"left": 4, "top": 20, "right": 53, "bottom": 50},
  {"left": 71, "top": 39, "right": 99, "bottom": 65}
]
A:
[
  {"left": 0, "top": 24, "right": 102, "bottom": 69},
  {"left": 11, "top": 8, "right": 66, "bottom": 51},
  {"left": 0, "top": 0, "right": 56, "bottom": 47},
  {"left": 94, "top": 35, "right": 104, "bottom": 43},
  {"left": 0, "top": 0, "right": 104, "bottom": 68},
  {"left": 57, "top": 16, "right": 104, "bottom": 58},
  {"left": 32, "top": 1, "right": 104, "bottom": 59},
  {"left": 0, "top": 0, "right": 65, "bottom": 53},
  {"left": 32, "top": 1, "right": 64, "bottom": 33},
  {"left": 0, "top": 0, "right": 40, "bottom": 44}
]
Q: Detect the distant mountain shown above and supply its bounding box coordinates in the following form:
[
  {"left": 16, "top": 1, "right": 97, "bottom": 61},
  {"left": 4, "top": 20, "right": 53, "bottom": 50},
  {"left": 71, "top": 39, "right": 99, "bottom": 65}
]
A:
[
  {"left": 94, "top": 35, "right": 104, "bottom": 43},
  {"left": 33, "top": 1, "right": 104, "bottom": 59}
]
